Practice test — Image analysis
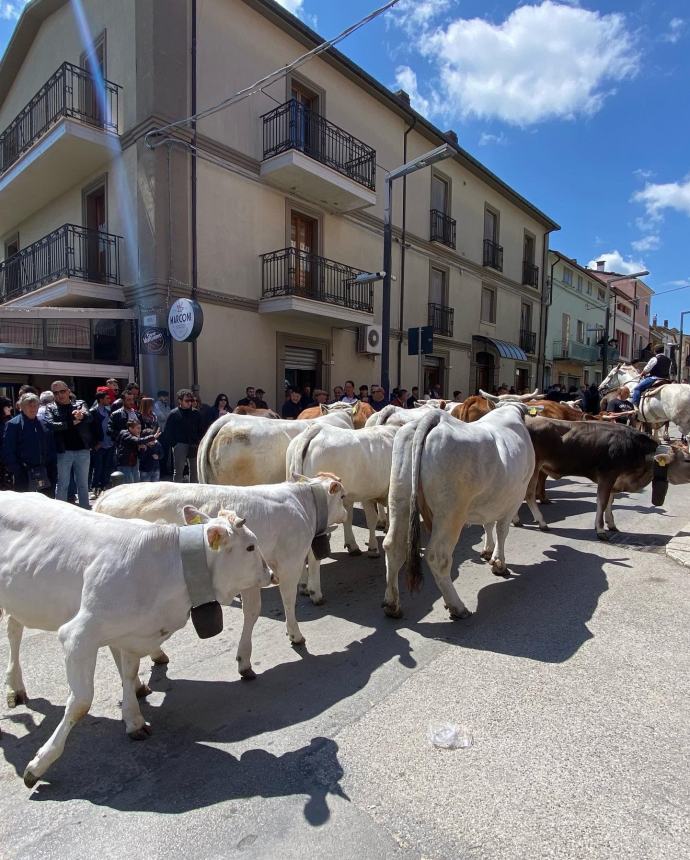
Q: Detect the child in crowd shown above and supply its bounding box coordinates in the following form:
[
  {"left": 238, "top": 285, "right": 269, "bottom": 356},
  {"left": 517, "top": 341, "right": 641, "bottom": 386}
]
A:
[
  {"left": 116, "top": 418, "right": 146, "bottom": 483},
  {"left": 139, "top": 426, "right": 163, "bottom": 481}
]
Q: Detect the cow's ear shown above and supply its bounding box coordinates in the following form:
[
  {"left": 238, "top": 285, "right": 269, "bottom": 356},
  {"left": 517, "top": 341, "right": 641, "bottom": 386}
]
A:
[
  {"left": 183, "top": 505, "right": 210, "bottom": 525},
  {"left": 291, "top": 472, "right": 309, "bottom": 483},
  {"left": 328, "top": 480, "right": 343, "bottom": 495},
  {"left": 319, "top": 404, "right": 328, "bottom": 415},
  {"left": 351, "top": 403, "right": 358, "bottom": 414},
  {"left": 654, "top": 452, "right": 673, "bottom": 467},
  {"left": 206, "top": 525, "right": 229, "bottom": 551}
]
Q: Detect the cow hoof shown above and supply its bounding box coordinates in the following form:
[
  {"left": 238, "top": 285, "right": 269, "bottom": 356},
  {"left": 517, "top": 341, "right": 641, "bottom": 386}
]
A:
[
  {"left": 382, "top": 603, "right": 403, "bottom": 619},
  {"left": 376, "top": 522, "right": 387, "bottom": 531},
  {"left": 298, "top": 583, "right": 309, "bottom": 596},
  {"left": 607, "top": 526, "right": 619, "bottom": 533},
  {"left": 538, "top": 523, "right": 550, "bottom": 532},
  {"left": 491, "top": 562, "right": 510, "bottom": 578},
  {"left": 128, "top": 723, "right": 153, "bottom": 741},
  {"left": 136, "top": 683, "right": 152, "bottom": 699},
  {"left": 309, "top": 595, "right": 325, "bottom": 606},
  {"left": 540, "top": 498, "right": 552, "bottom": 505},
  {"left": 151, "top": 651, "right": 169, "bottom": 666},
  {"left": 597, "top": 532, "right": 609, "bottom": 542},
  {"left": 23, "top": 768, "right": 39, "bottom": 789},
  {"left": 512, "top": 519, "right": 523, "bottom": 528},
  {"left": 479, "top": 549, "right": 493, "bottom": 561},
  {"left": 289, "top": 634, "right": 306, "bottom": 647},
  {"left": 7, "top": 689, "right": 27, "bottom": 708},
  {"left": 239, "top": 668, "right": 257, "bottom": 681},
  {"left": 367, "top": 549, "right": 380, "bottom": 559},
  {"left": 449, "top": 607, "right": 472, "bottom": 620},
  {"left": 346, "top": 545, "right": 362, "bottom": 556}
]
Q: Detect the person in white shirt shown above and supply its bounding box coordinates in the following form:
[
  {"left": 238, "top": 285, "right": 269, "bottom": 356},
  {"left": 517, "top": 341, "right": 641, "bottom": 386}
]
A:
[{"left": 340, "top": 380, "right": 358, "bottom": 405}]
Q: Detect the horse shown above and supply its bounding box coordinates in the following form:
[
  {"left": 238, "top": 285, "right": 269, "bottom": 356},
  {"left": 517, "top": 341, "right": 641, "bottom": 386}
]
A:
[{"left": 599, "top": 363, "right": 690, "bottom": 439}]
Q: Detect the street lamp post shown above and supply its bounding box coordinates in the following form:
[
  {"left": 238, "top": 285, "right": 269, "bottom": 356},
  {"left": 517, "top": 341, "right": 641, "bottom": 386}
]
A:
[
  {"left": 381, "top": 143, "right": 454, "bottom": 395},
  {"left": 679, "top": 310, "right": 690, "bottom": 382},
  {"left": 600, "top": 270, "right": 649, "bottom": 378}
]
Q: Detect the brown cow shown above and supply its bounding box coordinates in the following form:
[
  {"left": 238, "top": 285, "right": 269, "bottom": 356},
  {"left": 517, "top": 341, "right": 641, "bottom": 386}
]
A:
[
  {"left": 452, "top": 395, "right": 585, "bottom": 423},
  {"left": 233, "top": 405, "right": 280, "bottom": 418},
  {"left": 298, "top": 400, "right": 374, "bottom": 429}
]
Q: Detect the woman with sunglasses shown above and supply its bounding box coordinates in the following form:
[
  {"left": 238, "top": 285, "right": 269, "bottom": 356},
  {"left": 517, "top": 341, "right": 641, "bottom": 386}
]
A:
[{"left": 210, "top": 393, "right": 230, "bottom": 423}]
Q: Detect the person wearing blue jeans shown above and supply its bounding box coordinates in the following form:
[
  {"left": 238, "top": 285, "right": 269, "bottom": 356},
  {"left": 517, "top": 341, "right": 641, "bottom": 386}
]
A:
[{"left": 43, "top": 381, "right": 93, "bottom": 509}]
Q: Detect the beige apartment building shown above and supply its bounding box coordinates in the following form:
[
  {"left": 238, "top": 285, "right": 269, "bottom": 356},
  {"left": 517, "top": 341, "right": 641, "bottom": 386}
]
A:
[{"left": 0, "top": 0, "right": 559, "bottom": 406}]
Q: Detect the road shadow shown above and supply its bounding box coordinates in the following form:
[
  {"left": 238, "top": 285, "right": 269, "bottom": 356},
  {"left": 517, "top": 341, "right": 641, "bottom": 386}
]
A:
[{"left": 0, "top": 706, "right": 347, "bottom": 822}]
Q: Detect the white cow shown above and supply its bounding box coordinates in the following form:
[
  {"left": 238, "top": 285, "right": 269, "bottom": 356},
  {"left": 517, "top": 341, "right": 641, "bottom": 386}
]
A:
[
  {"left": 95, "top": 475, "right": 347, "bottom": 667},
  {"left": 285, "top": 422, "right": 398, "bottom": 604},
  {"left": 0, "top": 493, "right": 271, "bottom": 788},
  {"left": 599, "top": 363, "right": 690, "bottom": 436},
  {"left": 197, "top": 410, "right": 354, "bottom": 486},
  {"left": 382, "top": 404, "right": 535, "bottom": 619}
]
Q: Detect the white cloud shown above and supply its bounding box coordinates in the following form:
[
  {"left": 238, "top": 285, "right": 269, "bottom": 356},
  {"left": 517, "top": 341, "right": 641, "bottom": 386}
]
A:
[
  {"left": 633, "top": 176, "right": 690, "bottom": 220},
  {"left": 275, "top": 0, "right": 304, "bottom": 16},
  {"left": 633, "top": 168, "right": 654, "bottom": 181},
  {"left": 0, "top": 1, "right": 29, "bottom": 20},
  {"left": 478, "top": 131, "right": 507, "bottom": 146},
  {"left": 661, "top": 17, "right": 685, "bottom": 43},
  {"left": 394, "top": 65, "right": 430, "bottom": 115},
  {"left": 631, "top": 234, "right": 660, "bottom": 252},
  {"left": 413, "top": 1, "right": 638, "bottom": 125},
  {"left": 393, "top": 0, "right": 450, "bottom": 34},
  {"left": 587, "top": 251, "right": 646, "bottom": 275}
]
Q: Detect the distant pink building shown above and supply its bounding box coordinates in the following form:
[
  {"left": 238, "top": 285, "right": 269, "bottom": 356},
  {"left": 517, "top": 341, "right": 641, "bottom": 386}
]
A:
[{"left": 587, "top": 262, "right": 654, "bottom": 362}]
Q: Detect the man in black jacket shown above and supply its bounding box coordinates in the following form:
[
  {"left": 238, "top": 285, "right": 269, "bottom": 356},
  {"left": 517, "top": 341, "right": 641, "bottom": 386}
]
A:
[
  {"left": 108, "top": 388, "right": 142, "bottom": 442},
  {"left": 164, "top": 388, "right": 204, "bottom": 482},
  {"left": 43, "top": 380, "right": 93, "bottom": 508},
  {"left": 3, "top": 393, "right": 56, "bottom": 494}
]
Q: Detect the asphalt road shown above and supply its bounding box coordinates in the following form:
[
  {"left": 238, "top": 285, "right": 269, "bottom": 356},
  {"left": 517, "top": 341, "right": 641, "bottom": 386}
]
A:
[{"left": 1, "top": 478, "right": 689, "bottom": 860}]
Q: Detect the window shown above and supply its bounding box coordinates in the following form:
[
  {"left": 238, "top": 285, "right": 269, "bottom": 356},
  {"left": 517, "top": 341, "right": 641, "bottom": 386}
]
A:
[
  {"left": 563, "top": 267, "right": 573, "bottom": 286},
  {"left": 481, "top": 286, "right": 496, "bottom": 323},
  {"left": 644, "top": 303, "right": 649, "bottom": 318},
  {"left": 577, "top": 275, "right": 583, "bottom": 292},
  {"left": 520, "top": 302, "right": 532, "bottom": 331},
  {"left": 617, "top": 302, "right": 630, "bottom": 316},
  {"left": 598, "top": 287, "right": 606, "bottom": 301},
  {"left": 429, "top": 266, "right": 447, "bottom": 306},
  {"left": 484, "top": 208, "right": 499, "bottom": 243},
  {"left": 576, "top": 320, "right": 585, "bottom": 342},
  {"left": 562, "top": 313, "right": 571, "bottom": 345},
  {"left": 431, "top": 174, "right": 450, "bottom": 215},
  {"left": 616, "top": 330, "right": 629, "bottom": 357},
  {"left": 586, "top": 281, "right": 593, "bottom": 295},
  {"left": 523, "top": 232, "right": 535, "bottom": 264}
]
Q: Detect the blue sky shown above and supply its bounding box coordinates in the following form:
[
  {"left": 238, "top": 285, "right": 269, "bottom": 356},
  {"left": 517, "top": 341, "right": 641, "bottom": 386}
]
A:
[{"left": 2, "top": 0, "right": 689, "bottom": 326}]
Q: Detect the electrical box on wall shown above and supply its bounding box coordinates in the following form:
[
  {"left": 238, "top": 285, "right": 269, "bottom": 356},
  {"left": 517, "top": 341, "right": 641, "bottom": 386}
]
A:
[{"left": 357, "top": 324, "right": 382, "bottom": 354}]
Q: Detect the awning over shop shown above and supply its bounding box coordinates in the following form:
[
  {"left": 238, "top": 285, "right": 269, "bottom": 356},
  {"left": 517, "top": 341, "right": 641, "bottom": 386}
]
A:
[{"left": 474, "top": 336, "right": 528, "bottom": 361}]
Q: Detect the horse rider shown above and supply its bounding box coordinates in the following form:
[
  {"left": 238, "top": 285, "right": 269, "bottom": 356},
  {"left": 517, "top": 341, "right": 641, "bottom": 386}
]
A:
[{"left": 632, "top": 344, "right": 672, "bottom": 406}]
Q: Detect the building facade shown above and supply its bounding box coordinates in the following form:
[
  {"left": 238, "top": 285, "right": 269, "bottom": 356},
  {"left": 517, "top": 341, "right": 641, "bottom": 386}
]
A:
[
  {"left": 0, "top": 0, "right": 558, "bottom": 406},
  {"left": 544, "top": 251, "right": 608, "bottom": 389},
  {"left": 588, "top": 263, "right": 653, "bottom": 366}
]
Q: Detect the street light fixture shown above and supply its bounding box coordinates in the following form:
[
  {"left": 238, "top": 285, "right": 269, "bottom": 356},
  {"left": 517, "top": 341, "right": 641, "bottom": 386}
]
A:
[
  {"left": 600, "top": 269, "right": 649, "bottom": 376},
  {"left": 381, "top": 143, "right": 454, "bottom": 395}
]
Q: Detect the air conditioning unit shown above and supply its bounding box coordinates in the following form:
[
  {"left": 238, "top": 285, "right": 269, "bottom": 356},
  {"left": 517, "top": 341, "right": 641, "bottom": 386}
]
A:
[{"left": 357, "top": 324, "right": 382, "bottom": 355}]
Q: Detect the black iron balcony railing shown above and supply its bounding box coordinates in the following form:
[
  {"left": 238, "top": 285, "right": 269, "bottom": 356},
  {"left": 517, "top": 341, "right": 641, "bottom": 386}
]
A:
[
  {"left": 262, "top": 99, "right": 376, "bottom": 191},
  {"left": 522, "top": 260, "right": 539, "bottom": 288},
  {"left": 261, "top": 247, "right": 373, "bottom": 313},
  {"left": 428, "top": 302, "right": 454, "bottom": 337},
  {"left": 0, "top": 61, "right": 120, "bottom": 175},
  {"left": 0, "top": 317, "right": 134, "bottom": 365},
  {"left": 483, "top": 238, "right": 503, "bottom": 271},
  {"left": 0, "top": 224, "right": 122, "bottom": 302},
  {"left": 430, "top": 209, "right": 456, "bottom": 249},
  {"left": 520, "top": 328, "right": 537, "bottom": 354}
]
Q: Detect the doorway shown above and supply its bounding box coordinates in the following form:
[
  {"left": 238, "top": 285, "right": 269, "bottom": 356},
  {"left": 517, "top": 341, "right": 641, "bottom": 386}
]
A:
[
  {"left": 80, "top": 33, "right": 105, "bottom": 127},
  {"left": 475, "top": 350, "right": 495, "bottom": 393},
  {"left": 3, "top": 234, "right": 20, "bottom": 298},
  {"left": 83, "top": 183, "right": 107, "bottom": 282},
  {"left": 423, "top": 355, "right": 445, "bottom": 396},
  {"left": 283, "top": 345, "right": 321, "bottom": 398},
  {"left": 290, "top": 211, "right": 317, "bottom": 296},
  {"left": 290, "top": 82, "right": 319, "bottom": 156}
]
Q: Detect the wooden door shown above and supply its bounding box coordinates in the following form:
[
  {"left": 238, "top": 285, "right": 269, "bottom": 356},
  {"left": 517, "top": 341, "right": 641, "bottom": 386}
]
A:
[
  {"left": 484, "top": 208, "right": 498, "bottom": 242},
  {"left": 85, "top": 185, "right": 106, "bottom": 281},
  {"left": 524, "top": 233, "right": 535, "bottom": 264},
  {"left": 80, "top": 36, "right": 105, "bottom": 126},
  {"left": 290, "top": 212, "right": 317, "bottom": 295},
  {"left": 431, "top": 175, "right": 448, "bottom": 214},
  {"left": 3, "top": 235, "right": 20, "bottom": 298},
  {"left": 290, "top": 83, "right": 318, "bottom": 155}
]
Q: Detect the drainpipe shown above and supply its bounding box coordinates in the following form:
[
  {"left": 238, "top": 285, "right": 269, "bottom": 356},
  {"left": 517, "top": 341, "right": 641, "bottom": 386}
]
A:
[
  {"left": 190, "top": 0, "right": 199, "bottom": 385},
  {"left": 630, "top": 279, "right": 638, "bottom": 360},
  {"left": 539, "top": 244, "right": 559, "bottom": 389},
  {"left": 396, "top": 116, "right": 416, "bottom": 387}
]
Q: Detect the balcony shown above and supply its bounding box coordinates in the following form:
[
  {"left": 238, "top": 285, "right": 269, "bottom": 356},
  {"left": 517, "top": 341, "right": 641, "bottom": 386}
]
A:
[
  {"left": 553, "top": 339, "right": 602, "bottom": 364},
  {"left": 260, "top": 99, "right": 376, "bottom": 212},
  {"left": 0, "top": 316, "right": 134, "bottom": 366},
  {"left": 430, "top": 209, "right": 456, "bottom": 249},
  {"left": 0, "top": 62, "right": 120, "bottom": 234},
  {"left": 522, "top": 260, "right": 539, "bottom": 288},
  {"left": 483, "top": 238, "right": 503, "bottom": 271},
  {"left": 519, "top": 329, "right": 537, "bottom": 354},
  {"left": 428, "top": 302, "right": 454, "bottom": 337},
  {"left": 259, "top": 247, "right": 374, "bottom": 326},
  {"left": 0, "top": 224, "right": 124, "bottom": 308}
]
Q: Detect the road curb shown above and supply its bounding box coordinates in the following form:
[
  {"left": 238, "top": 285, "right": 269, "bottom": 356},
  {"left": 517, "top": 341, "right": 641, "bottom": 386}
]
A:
[{"left": 666, "top": 525, "right": 690, "bottom": 568}]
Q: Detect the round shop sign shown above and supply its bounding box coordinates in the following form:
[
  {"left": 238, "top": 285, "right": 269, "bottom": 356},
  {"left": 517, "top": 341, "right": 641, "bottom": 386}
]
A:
[
  {"left": 141, "top": 326, "right": 168, "bottom": 355},
  {"left": 168, "top": 298, "right": 204, "bottom": 342}
]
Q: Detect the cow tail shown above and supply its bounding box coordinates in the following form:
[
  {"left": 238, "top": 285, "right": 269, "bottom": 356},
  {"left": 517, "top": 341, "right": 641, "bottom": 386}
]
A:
[
  {"left": 378, "top": 405, "right": 396, "bottom": 425},
  {"left": 286, "top": 423, "right": 321, "bottom": 480},
  {"left": 406, "top": 410, "right": 442, "bottom": 593},
  {"left": 197, "top": 415, "right": 228, "bottom": 483}
]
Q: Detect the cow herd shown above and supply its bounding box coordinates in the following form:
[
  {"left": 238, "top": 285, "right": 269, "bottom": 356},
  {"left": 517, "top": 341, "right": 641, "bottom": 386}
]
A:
[{"left": 1, "top": 389, "right": 689, "bottom": 788}]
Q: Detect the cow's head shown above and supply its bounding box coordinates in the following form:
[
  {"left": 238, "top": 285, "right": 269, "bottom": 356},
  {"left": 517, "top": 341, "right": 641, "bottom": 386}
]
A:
[
  {"left": 181, "top": 506, "right": 274, "bottom": 601},
  {"left": 648, "top": 444, "right": 690, "bottom": 506},
  {"left": 291, "top": 472, "right": 348, "bottom": 525}
]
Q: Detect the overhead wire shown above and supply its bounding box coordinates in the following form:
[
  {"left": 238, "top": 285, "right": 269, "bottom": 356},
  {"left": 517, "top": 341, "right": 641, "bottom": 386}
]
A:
[{"left": 144, "top": 0, "right": 401, "bottom": 148}]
